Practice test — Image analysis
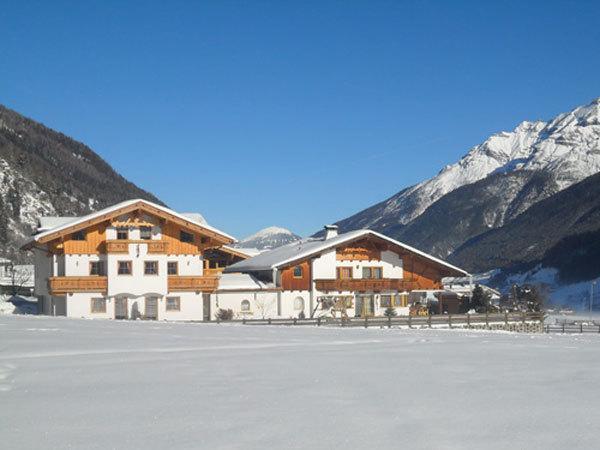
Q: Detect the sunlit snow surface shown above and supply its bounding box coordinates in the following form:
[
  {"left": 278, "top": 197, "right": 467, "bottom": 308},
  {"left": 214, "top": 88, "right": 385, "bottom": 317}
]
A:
[{"left": 1, "top": 315, "right": 599, "bottom": 449}]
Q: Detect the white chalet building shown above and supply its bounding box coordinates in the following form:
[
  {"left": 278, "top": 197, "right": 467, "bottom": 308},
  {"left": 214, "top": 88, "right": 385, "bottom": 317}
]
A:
[
  {"left": 217, "top": 225, "right": 469, "bottom": 319},
  {"left": 22, "top": 199, "right": 239, "bottom": 320}
]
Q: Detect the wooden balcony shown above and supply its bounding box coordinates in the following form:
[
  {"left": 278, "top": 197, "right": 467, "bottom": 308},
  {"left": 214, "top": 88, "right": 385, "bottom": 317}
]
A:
[
  {"left": 168, "top": 276, "right": 219, "bottom": 292},
  {"left": 314, "top": 278, "right": 418, "bottom": 292},
  {"left": 49, "top": 276, "right": 108, "bottom": 295},
  {"left": 106, "top": 240, "right": 169, "bottom": 254},
  {"left": 203, "top": 268, "right": 224, "bottom": 277}
]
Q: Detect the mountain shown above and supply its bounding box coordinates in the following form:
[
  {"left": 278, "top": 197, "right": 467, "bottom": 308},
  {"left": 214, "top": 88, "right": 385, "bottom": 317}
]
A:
[
  {"left": 331, "top": 97, "right": 600, "bottom": 259},
  {"left": 235, "top": 226, "right": 301, "bottom": 250},
  {"left": 450, "top": 171, "right": 600, "bottom": 283},
  {"left": 0, "top": 104, "right": 163, "bottom": 262}
]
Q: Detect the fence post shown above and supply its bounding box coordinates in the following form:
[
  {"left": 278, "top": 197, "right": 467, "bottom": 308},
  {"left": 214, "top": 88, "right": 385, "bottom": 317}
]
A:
[
  {"left": 428, "top": 314, "right": 432, "bottom": 328},
  {"left": 580, "top": 322, "right": 583, "bottom": 334},
  {"left": 293, "top": 318, "right": 297, "bottom": 325},
  {"left": 521, "top": 312, "right": 526, "bottom": 325},
  {"left": 485, "top": 310, "right": 489, "bottom": 329},
  {"left": 217, "top": 317, "right": 220, "bottom": 324},
  {"left": 562, "top": 322, "right": 565, "bottom": 333},
  {"left": 388, "top": 316, "right": 392, "bottom": 329},
  {"left": 448, "top": 314, "right": 452, "bottom": 329},
  {"left": 466, "top": 313, "right": 470, "bottom": 329},
  {"left": 268, "top": 318, "right": 271, "bottom": 325},
  {"left": 242, "top": 317, "right": 245, "bottom": 325},
  {"left": 364, "top": 317, "right": 368, "bottom": 329},
  {"left": 504, "top": 311, "right": 509, "bottom": 326},
  {"left": 317, "top": 317, "right": 321, "bottom": 327},
  {"left": 408, "top": 315, "right": 412, "bottom": 329}
]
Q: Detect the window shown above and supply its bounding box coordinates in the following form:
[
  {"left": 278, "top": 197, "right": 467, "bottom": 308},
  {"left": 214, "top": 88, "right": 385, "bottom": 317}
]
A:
[
  {"left": 91, "top": 297, "right": 106, "bottom": 313},
  {"left": 200, "top": 237, "right": 209, "bottom": 244},
  {"left": 89, "top": 261, "right": 105, "bottom": 276},
  {"left": 117, "top": 227, "right": 128, "bottom": 240},
  {"left": 72, "top": 230, "right": 86, "bottom": 241},
  {"left": 144, "top": 261, "right": 158, "bottom": 275},
  {"left": 380, "top": 295, "right": 392, "bottom": 308},
  {"left": 362, "top": 267, "right": 383, "bottom": 279},
  {"left": 118, "top": 261, "right": 132, "bottom": 275},
  {"left": 337, "top": 267, "right": 353, "bottom": 279},
  {"left": 294, "top": 297, "right": 305, "bottom": 311},
  {"left": 166, "top": 297, "right": 180, "bottom": 311},
  {"left": 167, "top": 261, "right": 178, "bottom": 275},
  {"left": 293, "top": 266, "right": 303, "bottom": 278},
  {"left": 241, "top": 299, "right": 251, "bottom": 312},
  {"left": 396, "top": 294, "right": 408, "bottom": 307},
  {"left": 180, "top": 230, "right": 194, "bottom": 243},
  {"left": 140, "top": 226, "right": 152, "bottom": 240}
]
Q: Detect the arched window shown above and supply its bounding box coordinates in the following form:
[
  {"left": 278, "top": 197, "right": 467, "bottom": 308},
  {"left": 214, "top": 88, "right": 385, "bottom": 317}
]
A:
[
  {"left": 241, "top": 299, "right": 251, "bottom": 312},
  {"left": 294, "top": 296, "right": 304, "bottom": 311}
]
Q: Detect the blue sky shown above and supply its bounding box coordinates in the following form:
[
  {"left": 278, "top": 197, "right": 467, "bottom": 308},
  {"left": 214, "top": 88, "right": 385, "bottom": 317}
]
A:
[{"left": 1, "top": 1, "right": 599, "bottom": 238}]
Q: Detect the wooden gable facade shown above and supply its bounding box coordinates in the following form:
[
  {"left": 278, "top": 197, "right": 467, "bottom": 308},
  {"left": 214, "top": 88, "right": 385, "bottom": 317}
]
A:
[
  {"left": 33, "top": 201, "right": 233, "bottom": 256},
  {"left": 285, "top": 234, "right": 463, "bottom": 293}
]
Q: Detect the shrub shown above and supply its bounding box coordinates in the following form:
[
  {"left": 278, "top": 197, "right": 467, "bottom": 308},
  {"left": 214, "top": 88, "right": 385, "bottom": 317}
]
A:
[
  {"left": 215, "top": 308, "right": 234, "bottom": 321},
  {"left": 383, "top": 307, "right": 397, "bottom": 317}
]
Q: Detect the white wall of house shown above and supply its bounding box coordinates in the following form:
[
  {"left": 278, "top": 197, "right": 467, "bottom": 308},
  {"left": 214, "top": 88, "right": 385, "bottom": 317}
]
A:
[
  {"left": 311, "top": 248, "right": 403, "bottom": 279},
  {"left": 60, "top": 291, "right": 204, "bottom": 321},
  {"left": 106, "top": 243, "right": 167, "bottom": 297}
]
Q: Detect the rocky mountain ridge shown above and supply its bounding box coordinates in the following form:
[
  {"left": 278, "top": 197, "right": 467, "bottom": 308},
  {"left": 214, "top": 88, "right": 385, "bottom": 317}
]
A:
[{"left": 0, "top": 104, "right": 162, "bottom": 262}]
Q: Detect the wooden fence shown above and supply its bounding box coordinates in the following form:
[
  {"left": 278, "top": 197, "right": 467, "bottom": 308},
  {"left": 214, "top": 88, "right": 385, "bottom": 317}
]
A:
[
  {"left": 544, "top": 322, "right": 600, "bottom": 334},
  {"left": 215, "top": 312, "right": 545, "bottom": 330}
]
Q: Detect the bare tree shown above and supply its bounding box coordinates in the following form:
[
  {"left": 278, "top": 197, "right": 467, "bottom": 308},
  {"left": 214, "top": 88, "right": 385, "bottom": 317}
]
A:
[
  {"left": 5, "top": 263, "right": 33, "bottom": 298},
  {"left": 254, "top": 296, "right": 276, "bottom": 319}
]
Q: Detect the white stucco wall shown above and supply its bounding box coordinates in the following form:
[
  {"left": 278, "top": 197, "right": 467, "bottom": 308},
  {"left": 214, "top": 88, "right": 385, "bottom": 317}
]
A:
[
  {"left": 63, "top": 291, "right": 204, "bottom": 321},
  {"left": 106, "top": 242, "right": 167, "bottom": 297}
]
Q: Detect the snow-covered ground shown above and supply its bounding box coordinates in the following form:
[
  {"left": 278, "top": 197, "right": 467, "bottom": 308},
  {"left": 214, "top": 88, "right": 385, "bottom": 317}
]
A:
[{"left": 1, "top": 316, "right": 599, "bottom": 450}]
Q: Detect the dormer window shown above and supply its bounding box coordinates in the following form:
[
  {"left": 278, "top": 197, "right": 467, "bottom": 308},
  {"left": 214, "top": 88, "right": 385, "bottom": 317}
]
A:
[
  {"left": 117, "top": 228, "right": 128, "bottom": 240},
  {"left": 180, "top": 230, "right": 194, "bottom": 243},
  {"left": 72, "top": 230, "right": 86, "bottom": 241},
  {"left": 140, "top": 226, "right": 152, "bottom": 240}
]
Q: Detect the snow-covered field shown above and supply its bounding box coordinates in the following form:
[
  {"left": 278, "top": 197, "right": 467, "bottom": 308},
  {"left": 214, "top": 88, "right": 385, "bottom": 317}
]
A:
[{"left": 1, "top": 316, "right": 599, "bottom": 449}]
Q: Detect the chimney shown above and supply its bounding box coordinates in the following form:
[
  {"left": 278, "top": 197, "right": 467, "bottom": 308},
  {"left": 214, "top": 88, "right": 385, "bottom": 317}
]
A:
[{"left": 324, "top": 224, "right": 339, "bottom": 240}]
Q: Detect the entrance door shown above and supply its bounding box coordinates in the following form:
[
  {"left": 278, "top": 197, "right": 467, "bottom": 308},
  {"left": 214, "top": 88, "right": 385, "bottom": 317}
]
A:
[
  {"left": 356, "top": 295, "right": 375, "bottom": 318},
  {"left": 203, "top": 294, "right": 211, "bottom": 321},
  {"left": 145, "top": 297, "right": 158, "bottom": 320},
  {"left": 115, "top": 297, "right": 128, "bottom": 320}
]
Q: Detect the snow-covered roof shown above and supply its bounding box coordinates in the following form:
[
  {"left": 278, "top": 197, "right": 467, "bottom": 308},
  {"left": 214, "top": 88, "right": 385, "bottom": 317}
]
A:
[
  {"left": 223, "top": 246, "right": 261, "bottom": 257},
  {"left": 37, "top": 216, "right": 77, "bottom": 232},
  {"left": 224, "top": 229, "right": 469, "bottom": 276},
  {"left": 217, "top": 272, "right": 273, "bottom": 291},
  {"left": 180, "top": 212, "right": 207, "bottom": 225},
  {"left": 24, "top": 199, "right": 235, "bottom": 247}
]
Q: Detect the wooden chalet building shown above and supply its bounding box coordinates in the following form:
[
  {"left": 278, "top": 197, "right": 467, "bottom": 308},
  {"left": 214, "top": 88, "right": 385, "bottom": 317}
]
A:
[
  {"left": 22, "top": 199, "right": 242, "bottom": 320},
  {"left": 217, "top": 225, "right": 469, "bottom": 319},
  {"left": 23, "top": 200, "right": 468, "bottom": 321}
]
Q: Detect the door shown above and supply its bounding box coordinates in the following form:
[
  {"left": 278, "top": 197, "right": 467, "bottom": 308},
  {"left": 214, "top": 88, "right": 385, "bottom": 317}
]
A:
[
  {"left": 356, "top": 295, "right": 375, "bottom": 318},
  {"left": 115, "top": 297, "right": 128, "bottom": 320},
  {"left": 145, "top": 297, "right": 158, "bottom": 320},
  {"left": 203, "top": 294, "right": 211, "bottom": 321}
]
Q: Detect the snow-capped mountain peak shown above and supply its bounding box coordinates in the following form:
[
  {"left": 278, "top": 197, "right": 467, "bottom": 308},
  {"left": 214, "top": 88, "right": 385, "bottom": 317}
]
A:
[
  {"left": 236, "top": 226, "right": 301, "bottom": 250},
  {"left": 335, "top": 97, "right": 600, "bottom": 233}
]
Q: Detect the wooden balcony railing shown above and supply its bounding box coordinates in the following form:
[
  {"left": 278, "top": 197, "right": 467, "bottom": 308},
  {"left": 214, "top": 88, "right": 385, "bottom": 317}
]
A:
[
  {"left": 203, "top": 268, "right": 224, "bottom": 277},
  {"left": 49, "top": 276, "right": 108, "bottom": 295},
  {"left": 106, "top": 240, "right": 169, "bottom": 254},
  {"left": 168, "top": 276, "right": 219, "bottom": 292},
  {"left": 314, "top": 278, "right": 418, "bottom": 292}
]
